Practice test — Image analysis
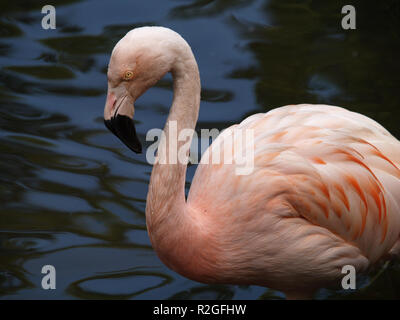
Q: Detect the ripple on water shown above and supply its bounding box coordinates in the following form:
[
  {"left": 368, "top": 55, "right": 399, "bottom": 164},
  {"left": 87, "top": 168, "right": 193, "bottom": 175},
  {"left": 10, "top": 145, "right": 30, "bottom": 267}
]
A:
[
  {"left": 0, "top": 231, "right": 104, "bottom": 258},
  {"left": 0, "top": 271, "right": 25, "bottom": 295},
  {"left": 39, "top": 168, "right": 99, "bottom": 190},
  {"left": 124, "top": 229, "right": 149, "bottom": 247},
  {"left": 25, "top": 191, "right": 93, "bottom": 213},
  {"left": 99, "top": 200, "right": 145, "bottom": 226},
  {"left": 69, "top": 272, "right": 169, "bottom": 299},
  {"left": 111, "top": 179, "right": 149, "bottom": 200},
  {"left": 19, "top": 246, "right": 167, "bottom": 299},
  {"left": 51, "top": 155, "right": 106, "bottom": 173},
  {"left": 5, "top": 65, "right": 76, "bottom": 80},
  {"left": 7, "top": 134, "right": 55, "bottom": 148}
]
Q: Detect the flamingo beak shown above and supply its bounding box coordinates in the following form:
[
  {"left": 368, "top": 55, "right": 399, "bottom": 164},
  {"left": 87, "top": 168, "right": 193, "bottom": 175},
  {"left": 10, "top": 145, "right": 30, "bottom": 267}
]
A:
[{"left": 104, "top": 89, "right": 142, "bottom": 154}]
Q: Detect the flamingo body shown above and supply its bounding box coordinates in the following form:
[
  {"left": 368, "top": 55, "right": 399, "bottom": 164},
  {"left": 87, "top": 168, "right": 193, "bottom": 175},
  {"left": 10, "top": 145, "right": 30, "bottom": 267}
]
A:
[{"left": 188, "top": 104, "right": 400, "bottom": 295}]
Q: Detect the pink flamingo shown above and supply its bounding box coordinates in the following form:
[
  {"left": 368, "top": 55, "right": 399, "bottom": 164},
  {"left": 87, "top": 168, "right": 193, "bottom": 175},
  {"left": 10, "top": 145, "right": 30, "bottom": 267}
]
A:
[{"left": 103, "top": 27, "right": 400, "bottom": 299}]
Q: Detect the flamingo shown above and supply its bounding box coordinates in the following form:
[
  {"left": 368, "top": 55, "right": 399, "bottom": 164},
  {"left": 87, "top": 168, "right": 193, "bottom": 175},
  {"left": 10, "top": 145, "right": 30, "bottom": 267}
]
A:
[{"left": 103, "top": 26, "right": 400, "bottom": 299}]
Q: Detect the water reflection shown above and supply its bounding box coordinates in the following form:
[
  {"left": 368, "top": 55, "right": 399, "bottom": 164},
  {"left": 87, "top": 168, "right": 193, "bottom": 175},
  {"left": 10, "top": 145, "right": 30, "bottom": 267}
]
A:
[
  {"left": 0, "top": 0, "right": 399, "bottom": 299},
  {"left": 67, "top": 269, "right": 172, "bottom": 299}
]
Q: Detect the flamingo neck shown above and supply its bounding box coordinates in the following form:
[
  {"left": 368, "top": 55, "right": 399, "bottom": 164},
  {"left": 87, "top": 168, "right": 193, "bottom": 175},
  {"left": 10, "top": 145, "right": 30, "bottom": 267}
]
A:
[
  {"left": 147, "top": 51, "right": 200, "bottom": 213},
  {"left": 145, "top": 48, "right": 205, "bottom": 278}
]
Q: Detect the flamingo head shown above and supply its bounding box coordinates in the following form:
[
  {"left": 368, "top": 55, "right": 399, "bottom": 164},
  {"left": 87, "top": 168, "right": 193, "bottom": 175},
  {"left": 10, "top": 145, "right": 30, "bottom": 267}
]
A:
[{"left": 104, "top": 27, "right": 181, "bottom": 154}]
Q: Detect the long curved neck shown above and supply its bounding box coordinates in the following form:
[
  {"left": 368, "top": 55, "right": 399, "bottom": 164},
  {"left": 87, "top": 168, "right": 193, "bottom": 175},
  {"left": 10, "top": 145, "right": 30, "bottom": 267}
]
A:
[
  {"left": 147, "top": 50, "right": 200, "bottom": 216},
  {"left": 145, "top": 47, "right": 204, "bottom": 277}
]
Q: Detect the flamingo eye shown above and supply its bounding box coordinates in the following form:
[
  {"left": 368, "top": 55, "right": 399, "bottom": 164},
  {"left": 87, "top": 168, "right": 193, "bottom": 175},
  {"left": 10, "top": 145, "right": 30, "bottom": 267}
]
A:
[{"left": 123, "top": 70, "right": 134, "bottom": 80}]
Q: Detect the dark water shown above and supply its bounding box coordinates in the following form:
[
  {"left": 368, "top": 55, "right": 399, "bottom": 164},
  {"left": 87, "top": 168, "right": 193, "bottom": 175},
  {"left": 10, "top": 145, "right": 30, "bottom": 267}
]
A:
[{"left": 0, "top": 0, "right": 400, "bottom": 299}]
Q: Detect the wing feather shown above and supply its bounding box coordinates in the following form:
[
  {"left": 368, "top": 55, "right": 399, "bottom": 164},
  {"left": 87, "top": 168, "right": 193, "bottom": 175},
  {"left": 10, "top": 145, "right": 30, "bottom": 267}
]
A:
[{"left": 188, "top": 104, "right": 400, "bottom": 262}]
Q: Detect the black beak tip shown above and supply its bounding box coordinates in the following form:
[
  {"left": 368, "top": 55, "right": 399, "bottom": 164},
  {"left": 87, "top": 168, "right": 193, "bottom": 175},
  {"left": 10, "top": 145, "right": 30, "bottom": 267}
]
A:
[
  {"left": 104, "top": 116, "right": 142, "bottom": 155},
  {"left": 104, "top": 119, "right": 116, "bottom": 135}
]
